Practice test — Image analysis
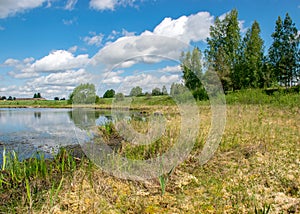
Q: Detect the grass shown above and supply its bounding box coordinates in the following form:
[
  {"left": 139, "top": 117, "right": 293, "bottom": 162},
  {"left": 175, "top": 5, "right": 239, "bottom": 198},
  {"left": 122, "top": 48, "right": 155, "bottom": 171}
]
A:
[{"left": 0, "top": 89, "right": 300, "bottom": 213}]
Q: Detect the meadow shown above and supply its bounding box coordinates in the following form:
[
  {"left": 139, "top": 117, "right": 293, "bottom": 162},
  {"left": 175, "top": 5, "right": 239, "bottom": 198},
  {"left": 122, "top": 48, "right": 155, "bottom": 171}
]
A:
[{"left": 0, "top": 89, "right": 299, "bottom": 213}]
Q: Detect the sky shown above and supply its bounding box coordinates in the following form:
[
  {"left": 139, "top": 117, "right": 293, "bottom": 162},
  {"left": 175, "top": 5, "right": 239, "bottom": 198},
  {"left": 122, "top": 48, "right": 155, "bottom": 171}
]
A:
[{"left": 0, "top": 0, "right": 299, "bottom": 99}]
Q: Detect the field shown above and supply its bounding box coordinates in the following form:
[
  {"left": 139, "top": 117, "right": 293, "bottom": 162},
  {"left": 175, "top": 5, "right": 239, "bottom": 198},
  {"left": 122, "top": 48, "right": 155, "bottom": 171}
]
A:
[{"left": 0, "top": 90, "right": 299, "bottom": 213}]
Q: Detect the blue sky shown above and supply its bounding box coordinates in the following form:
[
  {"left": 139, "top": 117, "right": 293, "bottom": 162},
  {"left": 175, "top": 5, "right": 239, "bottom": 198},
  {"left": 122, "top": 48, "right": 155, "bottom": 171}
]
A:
[{"left": 0, "top": 0, "right": 299, "bottom": 99}]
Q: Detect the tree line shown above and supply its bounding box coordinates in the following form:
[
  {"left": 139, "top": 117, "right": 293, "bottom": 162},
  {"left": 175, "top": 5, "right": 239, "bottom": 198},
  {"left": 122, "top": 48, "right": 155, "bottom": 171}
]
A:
[{"left": 188, "top": 9, "right": 299, "bottom": 96}]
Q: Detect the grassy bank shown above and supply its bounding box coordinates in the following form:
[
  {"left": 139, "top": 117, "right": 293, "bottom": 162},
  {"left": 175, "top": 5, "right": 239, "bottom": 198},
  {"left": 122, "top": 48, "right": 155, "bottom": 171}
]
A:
[{"left": 0, "top": 90, "right": 299, "bottom": 213}]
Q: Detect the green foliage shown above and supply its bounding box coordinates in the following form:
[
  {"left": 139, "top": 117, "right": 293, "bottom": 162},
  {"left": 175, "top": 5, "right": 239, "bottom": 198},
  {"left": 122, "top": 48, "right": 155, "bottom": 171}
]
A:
[
  {"left": 206, "top": 9, "right": 241, "bottom": 91},
  {"left": 69, "top": 83, "right": 96, "bottom": 104},
  {"left": 268, "top": 13, "right": 299, "bottom": 87},
  {"left": 0, "top": 148, "right": 80, "bottom": 212},
  {"left": 181, "top": 47, "right": 203, "bottom": 90},
  {"left": 235, "top": 21, "right": 265, "bottom": 89},
  {"left": 129, "top": 86, "right": 143, "bottom": 97},
  {"left": 180, "top": 47, "right": 208, "bottom": 100},
  {"left": 103, "top": 89, "right": 115, "bottom": 98},
  {"left": 254, "top": 204, "right": 271, "bottom": 214},
  {"left": 162, "top": 85, "right": 168, "bottom": 95},
  {"left": 151, "top": 87, "right": 161, "bottom": 96},
  {"left": 114, "top": 92, "right": 125, "bottom": 102},
  {"left": 33, "top": 93, "right": 42, "bottom": 98}
]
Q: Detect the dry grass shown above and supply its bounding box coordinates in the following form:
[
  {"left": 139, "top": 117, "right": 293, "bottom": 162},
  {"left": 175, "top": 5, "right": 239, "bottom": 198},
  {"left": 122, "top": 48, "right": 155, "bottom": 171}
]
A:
[{"left": 29, "top": 104, "right": 300, "bottom": 213}]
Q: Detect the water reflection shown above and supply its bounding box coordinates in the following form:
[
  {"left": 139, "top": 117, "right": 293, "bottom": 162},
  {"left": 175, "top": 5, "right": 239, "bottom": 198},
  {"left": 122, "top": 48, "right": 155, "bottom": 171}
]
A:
[{"left": 0, "top": 108, "right": 112, "bottom": 162}]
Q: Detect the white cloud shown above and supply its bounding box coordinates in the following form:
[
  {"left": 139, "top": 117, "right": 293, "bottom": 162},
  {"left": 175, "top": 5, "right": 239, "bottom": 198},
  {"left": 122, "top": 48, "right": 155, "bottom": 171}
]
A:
[
  {"left": 158, "top": 65, "right": 181, "bottom": 73},
  {"left": 8, "top": 71, "right": 39, "bottom": 79},
  {"left": 106, "top": 29, "right": 135, "bottom": 42},
  {"left": 84, "top": 32, "right": 104, "bottom": 46},
  {"left": 142, "top": 12, "right": 214, "bottom": 43},
  {"left": 4, "top": 50, "right": 90, "bottom": 79},
  {"left": 4, "top": 69, "right": 94, "bottom": 99},
  {"left": 65, "top": 0, "right": 78, "bottom": 10},
  {"left": 29, "top": 69, "right": 92, "bottom": 87},
  {"left": 62, "top": 17, "right": 77, "bottom": 25},
  {"left": 0, "top": 0, "right": 47, "bottom": 19},
  {"left": 106, "top": 73, "right": 180, "bottom": 94},
  {"left": 89, "top": 0, "right": 137, "bottom": 11},
  {"left": 122, "top": 28, "right": 135, "bottom": 37},
  {"left": 4, "top": 58, "right": 20, "bottom": 66},
  {"left": 25, "top": 50, "right": 89, "bottom": 73},
  {"left": 68, "top": 45, "right": 78, "bottom": 53},
  {"left": 27, "top": 69, "right": 94, "bottom": 99},
  {"left": 0, "top": 26, "right": 5, "bottom": 30},
  {"left": 91, "top": 35, "right": 188, "bottom": 70}
]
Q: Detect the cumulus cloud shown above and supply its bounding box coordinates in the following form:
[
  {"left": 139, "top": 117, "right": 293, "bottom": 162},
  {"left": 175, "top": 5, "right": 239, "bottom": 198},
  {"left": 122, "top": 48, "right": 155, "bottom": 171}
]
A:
[
  {"left": 24, "top": 50, "right": 89, "bottom": 73},
  {"left": 4, "top": 50, "right": 90, "bottom": 79},
  {"left": 0, "top": 0, "right": 47, "bottom": 19},
  {"left": 29, "top": 69, "right": 92, "bottom": 87},
  {"left": 91, "top": 35, "right": 188, "bottom": 70},
  {"left": 84, "top": 32, "right": 104, "bottom": 46},
  {"left": 4, "top": 69, "right": 94, "bottom": 99},
  {"left": 89, "top": 0, "right": 137, "bottom": 11},
  {"left": 142, "top": 12, "right": 214, "bottom": 43}
]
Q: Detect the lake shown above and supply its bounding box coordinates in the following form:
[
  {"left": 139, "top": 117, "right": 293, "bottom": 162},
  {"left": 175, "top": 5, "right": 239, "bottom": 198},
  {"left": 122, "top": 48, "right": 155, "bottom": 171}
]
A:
[{"left": 0, "top": 108, "right": 113, "bottom": 162}]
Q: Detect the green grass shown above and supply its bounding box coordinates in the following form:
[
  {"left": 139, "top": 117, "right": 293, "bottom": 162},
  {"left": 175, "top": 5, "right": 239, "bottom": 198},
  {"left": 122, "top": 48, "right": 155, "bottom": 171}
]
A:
[
  {"left": 0, "top": 99, "right": 70, "bottom": 108},
  {"left": 0, "top": 148, "right": 83, "bottom": 213}
]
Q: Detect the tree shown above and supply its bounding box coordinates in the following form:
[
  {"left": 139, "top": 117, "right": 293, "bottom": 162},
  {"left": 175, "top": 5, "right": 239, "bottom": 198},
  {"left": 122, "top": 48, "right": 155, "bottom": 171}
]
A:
[
  {"left": 37, "top": 93, "right": 41, "bottom": 98},
  {"left": 33, "top": 93, "right": 37, "bottom": 98},
  {"left": 69, "top": 83, "right": 96, "bottom": 104},
  {"left": 54, "top": 97, "right": 59, "bottom": 101},
  {"left": 152, "top": 87, "right": 161, "bottom": 96},
  {"left": 268, "top": 13, "right": 299, "bottom": 87},
  {"left": 181, "top": 47, "right": 207, "bottom": 100},
  {"left": 170, "top": 83, "right": 185, "bottom": 96},
  {"left": 115, "top": 93, "right": 125, "bottom": 101},
  {"left": 237, "top": 21, "right": 265, "bottom": 89},
  {"left": 162, "top": 85, "right": 168, "bottom": 95},
  {"left": 103, "top": 89, "right": 115, "bottom": 98},
  {"left": 181, "top": 47, "right": 203, "bottom": 90},
  {"left": 205, "top": 9, "right": 241, "bottom": 91},
  {"left": 129, "top": 86, "right": 143, "bottom": 97}
]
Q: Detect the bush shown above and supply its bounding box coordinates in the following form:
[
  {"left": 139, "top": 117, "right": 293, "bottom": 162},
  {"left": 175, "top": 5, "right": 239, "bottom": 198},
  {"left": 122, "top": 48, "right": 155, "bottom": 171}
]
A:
[{"left": 115, "top": 93, "right": 125, "bottom": 102}]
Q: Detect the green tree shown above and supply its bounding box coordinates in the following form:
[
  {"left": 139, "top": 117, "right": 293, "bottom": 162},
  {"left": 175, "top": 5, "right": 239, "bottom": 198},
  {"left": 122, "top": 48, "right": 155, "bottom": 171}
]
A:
[
  {"left": 181, "top": 47, "right": 207, "bottom": 100},
  {"left": 162, "top": 85, "right": 168, "bottom": 95},
  {"left": 170, "top": 83, "right": 185, "bottom": 96},
  {"left": 237, "top": 21, "right": 265, "bottom": 88},
  {"left": 103, "top": 89, "right": 115, "bottom": 98},
  {"left": 205, "top": 9, "right": 241, "bottom": 91},
  {"left": 268, "top": 13, "right": 299, "bottom": 87},
  {"left": 181, "top": 47, "right": 203, "bottom": 90},
  {"left": 69, "top": 83, "right": 96, "bottom": 104},
  {"left": 115, "top": 92, "right": 125, "bottom": 101},
  {"left": 152, "top": 87, "right": 161, "bottom": 96},
  {"left": 129, "top": 86, "right": 143, "bottom": 97}
]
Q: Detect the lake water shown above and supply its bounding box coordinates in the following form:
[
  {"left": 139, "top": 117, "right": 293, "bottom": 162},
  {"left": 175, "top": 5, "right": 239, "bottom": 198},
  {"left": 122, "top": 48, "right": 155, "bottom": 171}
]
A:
[{"left": 0, "top": 108, "right": 113, "bottom": 162}]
